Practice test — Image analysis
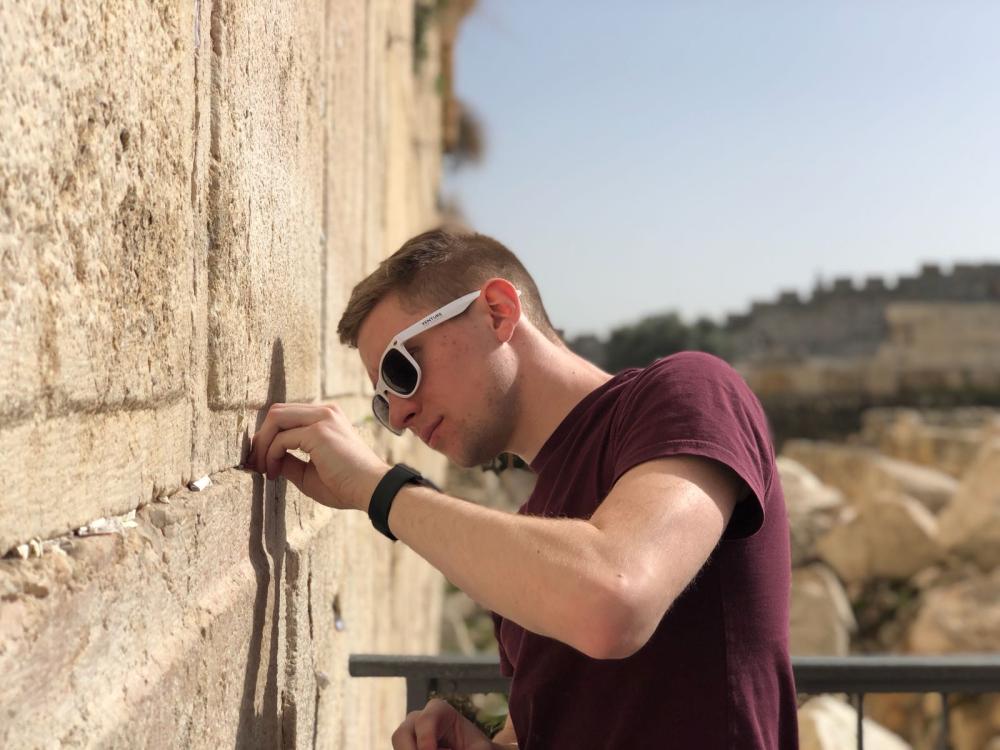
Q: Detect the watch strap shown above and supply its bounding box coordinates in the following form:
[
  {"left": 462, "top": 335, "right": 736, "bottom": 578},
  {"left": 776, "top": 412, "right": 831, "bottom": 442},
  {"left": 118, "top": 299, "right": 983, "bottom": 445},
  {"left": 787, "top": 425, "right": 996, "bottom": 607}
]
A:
[{"left": 368, "top": 463, "right": 439, "bottom": 541}]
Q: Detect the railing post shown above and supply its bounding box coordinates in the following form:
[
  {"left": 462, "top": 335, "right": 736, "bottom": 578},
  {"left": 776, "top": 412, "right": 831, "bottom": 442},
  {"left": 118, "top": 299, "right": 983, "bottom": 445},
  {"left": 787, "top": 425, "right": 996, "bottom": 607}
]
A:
[
  {"left": 854, "top": 692, "right": 864, "bottom": 750},
  {"left": 407, "top": 677, "right": 435, "bottom": 713},
  {"left": 938, "top": 692, "right": 950, "bottom": 750}
]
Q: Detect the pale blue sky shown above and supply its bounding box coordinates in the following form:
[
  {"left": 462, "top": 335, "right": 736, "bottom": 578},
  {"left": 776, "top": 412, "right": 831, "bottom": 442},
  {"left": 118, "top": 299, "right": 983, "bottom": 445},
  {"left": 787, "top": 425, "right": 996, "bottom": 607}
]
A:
[{"left": 443, "top": 1, "right": 1000, "bottom": 338}]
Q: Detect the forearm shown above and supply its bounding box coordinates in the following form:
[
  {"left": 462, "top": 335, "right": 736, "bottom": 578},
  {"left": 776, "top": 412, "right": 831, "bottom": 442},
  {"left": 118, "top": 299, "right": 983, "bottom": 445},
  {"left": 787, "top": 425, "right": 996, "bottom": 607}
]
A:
[{"left": 383, "top": 484, "right": 624, "bottom": 654}]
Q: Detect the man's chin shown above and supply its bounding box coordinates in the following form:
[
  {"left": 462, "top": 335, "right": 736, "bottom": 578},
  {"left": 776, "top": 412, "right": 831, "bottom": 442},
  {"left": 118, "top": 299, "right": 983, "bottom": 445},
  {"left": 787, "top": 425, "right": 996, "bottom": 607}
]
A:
[{"left": 441, "top": 442, "right": 495, "bottom": 470}]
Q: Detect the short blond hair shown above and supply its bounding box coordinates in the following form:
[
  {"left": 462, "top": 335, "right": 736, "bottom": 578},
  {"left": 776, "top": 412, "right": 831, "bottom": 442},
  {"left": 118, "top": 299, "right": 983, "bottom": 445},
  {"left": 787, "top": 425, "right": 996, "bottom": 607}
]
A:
[{"left": 337, "top": 228, "right": 561, "bottom": 347}]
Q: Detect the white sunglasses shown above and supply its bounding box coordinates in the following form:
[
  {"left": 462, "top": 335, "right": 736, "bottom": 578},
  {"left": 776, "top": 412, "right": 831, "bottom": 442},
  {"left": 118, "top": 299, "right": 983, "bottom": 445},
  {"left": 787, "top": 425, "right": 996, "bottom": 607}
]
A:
[{"left": 372, "top": 290, "right": 482, "bottom": 434}]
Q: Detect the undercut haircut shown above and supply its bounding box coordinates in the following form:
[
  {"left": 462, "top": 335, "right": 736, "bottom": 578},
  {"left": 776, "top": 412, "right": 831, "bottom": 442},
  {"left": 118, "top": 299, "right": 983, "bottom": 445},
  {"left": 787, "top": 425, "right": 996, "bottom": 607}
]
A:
[{"left": 337, "top": 228, "right": 562, "bottom": 347}]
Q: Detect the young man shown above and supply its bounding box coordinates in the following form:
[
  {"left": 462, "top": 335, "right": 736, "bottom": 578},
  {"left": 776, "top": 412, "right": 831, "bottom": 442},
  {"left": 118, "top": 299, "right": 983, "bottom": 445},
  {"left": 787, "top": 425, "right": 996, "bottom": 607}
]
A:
[{"left": 247, "top": 228, "right": 799, "bottom": 749}]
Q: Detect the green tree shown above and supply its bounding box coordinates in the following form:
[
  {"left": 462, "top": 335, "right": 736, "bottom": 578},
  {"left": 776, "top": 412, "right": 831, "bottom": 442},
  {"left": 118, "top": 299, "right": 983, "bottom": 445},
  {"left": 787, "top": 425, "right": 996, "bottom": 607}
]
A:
[{"left": 570, "top": 312, "right": 733, "bottom": 373}]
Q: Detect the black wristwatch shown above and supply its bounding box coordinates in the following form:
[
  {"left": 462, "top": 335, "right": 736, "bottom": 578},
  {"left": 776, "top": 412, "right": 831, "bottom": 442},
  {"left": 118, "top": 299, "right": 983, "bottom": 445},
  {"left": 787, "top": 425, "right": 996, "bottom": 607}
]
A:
[{"left": 368, "top": 463, "right": 440, "bottom": 541}]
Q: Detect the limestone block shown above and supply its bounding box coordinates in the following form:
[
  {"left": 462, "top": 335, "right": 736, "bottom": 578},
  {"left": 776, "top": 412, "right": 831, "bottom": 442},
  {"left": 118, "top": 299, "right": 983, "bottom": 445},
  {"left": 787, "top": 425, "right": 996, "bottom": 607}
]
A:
[
  {"left": 798, "top": 696, "right": 911, "bottom": 750},
  {"left": 0, "top": 471, "right": 445, "bottom": 748},
  {"left": 906, "top": 567, "right": 1000, "bottom": 653},
  {"left": 0, "top": 402, "right": 191, "bottom": 554},
  {"left": 784, "top": 440, "right": 957, "bottom": 513},
  {"left": 204, "top": 0, "right": 324, "bottom": 409},
  {"left": 815, "top": 492, "right": 942, "bottom": 584},
  {"left": 322, "top": 0, "right": 441, "bottom": 398},
  {"left": 0, "top": 1, "right": 195, "bottom": 420},
  {"left": 778, "top": 456, "right": 846, "bottom": 566},
  {"left": 937, "top": 438, "right": 1000, "bottom": 571},
  {"left": 323, "top": 0, "right": 369, "bottom": 397},
  {"left": 790, "top": 564, "right": 856, "bottom": 656}
]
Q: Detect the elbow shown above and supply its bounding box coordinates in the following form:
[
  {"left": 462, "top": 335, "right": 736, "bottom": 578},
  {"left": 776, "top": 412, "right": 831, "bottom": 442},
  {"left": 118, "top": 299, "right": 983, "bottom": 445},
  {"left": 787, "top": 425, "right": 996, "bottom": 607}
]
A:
[{"left": 572, "top": 578, "right": 665, "bottom": 661}]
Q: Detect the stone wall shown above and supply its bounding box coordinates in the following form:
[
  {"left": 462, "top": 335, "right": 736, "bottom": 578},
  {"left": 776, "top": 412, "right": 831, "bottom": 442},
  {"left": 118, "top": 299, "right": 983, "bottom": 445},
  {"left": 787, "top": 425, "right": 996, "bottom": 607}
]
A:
[
  {"left": 1, "top": 1, "right": 461, "bottom": 746},
  {"left": 727, "top": 263, "right": 1000, "bottom": 362}
]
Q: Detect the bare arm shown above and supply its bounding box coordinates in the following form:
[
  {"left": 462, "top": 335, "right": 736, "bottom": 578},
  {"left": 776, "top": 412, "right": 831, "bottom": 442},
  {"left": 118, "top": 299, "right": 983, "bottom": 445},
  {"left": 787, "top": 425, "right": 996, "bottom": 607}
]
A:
[
  {"left": 250, "top": 404, "right": 743, "bottom": 660},
  {"left": 386, "top": 454, "right": 741, "bottom": 659}
]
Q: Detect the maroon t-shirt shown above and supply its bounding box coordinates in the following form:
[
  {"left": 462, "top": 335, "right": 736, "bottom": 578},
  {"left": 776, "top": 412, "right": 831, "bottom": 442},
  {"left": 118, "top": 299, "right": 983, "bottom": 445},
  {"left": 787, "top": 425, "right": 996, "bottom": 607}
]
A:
[{"left": 491, "top": 351, "right": 799, "bottom": 749}]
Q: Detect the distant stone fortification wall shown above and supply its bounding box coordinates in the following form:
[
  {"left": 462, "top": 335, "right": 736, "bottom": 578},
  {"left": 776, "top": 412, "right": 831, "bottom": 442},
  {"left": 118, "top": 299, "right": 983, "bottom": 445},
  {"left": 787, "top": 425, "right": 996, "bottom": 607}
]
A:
[
  {"left": 728, "top": 263, "right": 1000, "bottom": 361},
  {"left": 1, "top": 1, "right": 461, "bottom": 746},
  {"left": 726, "top": 264, "right": 1000, "bottom": 444}
]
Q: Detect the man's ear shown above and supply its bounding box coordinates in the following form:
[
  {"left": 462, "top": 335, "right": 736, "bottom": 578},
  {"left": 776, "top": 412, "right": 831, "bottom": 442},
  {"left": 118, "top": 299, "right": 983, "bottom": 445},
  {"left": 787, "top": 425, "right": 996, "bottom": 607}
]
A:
[{"left": 481, "top": 278, "right": 521, "bottom": 343}]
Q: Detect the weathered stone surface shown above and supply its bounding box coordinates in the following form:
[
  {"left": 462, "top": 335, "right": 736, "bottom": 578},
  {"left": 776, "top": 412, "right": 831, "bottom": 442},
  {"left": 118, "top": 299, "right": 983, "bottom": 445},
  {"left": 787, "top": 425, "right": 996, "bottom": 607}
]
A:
[
  {"left": 203, "top": 0, "right": 324, "bottom": 408},
  {"left": 937, "top": 438, "right": 1000, "bottom": 571},
  {"left": 778, "top": 456, "right": 846, "bottom": 566},
  {"left": 323, "top": 0, "right": 369, "bottom": 398},
  {"left": 0, "top": 402, "right": 191, "bottom": 553},
  {"left": 906, "top": 567, "right": 1000, "bottom": 653},
  {"left": 815, "top": 492, "right": 942, "bottom": 584},
  {"left": 1, "top": 0, "right": 459, "bottom": 746},
  {"left": 798, "top": 695, "right": 911, "bottom": 750},
  {"left": 0, "top": 1, "right": 194, "bottom": 422},
  {"left": 790, "top": 563, "right": 856, "bottom": 656},
  {"left": 784, "top": 440, "right": 958, "bottom": 513},
  {"left": 0, "top": 475, "right": 444, "bottom": 748}
]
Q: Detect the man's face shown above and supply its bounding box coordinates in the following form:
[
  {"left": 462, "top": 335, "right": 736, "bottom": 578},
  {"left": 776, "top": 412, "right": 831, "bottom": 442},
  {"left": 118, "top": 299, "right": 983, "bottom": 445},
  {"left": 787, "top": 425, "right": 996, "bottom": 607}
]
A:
[{"left": 356, "top": 291, "right": 519, "bottom": 468}]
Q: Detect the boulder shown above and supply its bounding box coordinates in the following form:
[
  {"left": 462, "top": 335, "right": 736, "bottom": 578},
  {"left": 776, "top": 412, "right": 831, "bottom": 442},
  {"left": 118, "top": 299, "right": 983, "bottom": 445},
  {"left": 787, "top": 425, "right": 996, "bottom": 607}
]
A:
[
  {"left": 906, "top": 567, "right": 1000, "bottom": 653},
  {"left": 798, "top": 695, "right": 911, "bottom": 750},
  {"left": 949, "top": 695, "right": 1000, "bottom": 750},
  {"left": 815, "top": 492, "right": 942, "bottom": 584},
  {"left": 777, "top": 457, "right": 846, "bottom": 567},
  {"left": 790, "top": 564, "right": 856, "bottom": 656},
  {"left": 856, "top": 408, "right": 1000, "bottom": 478},
  {"left": 783, "top": 440, "right": 957, "bottom": 513},
  {"left": 937, "top": 438, "right": 1000, "bottom": 571}
]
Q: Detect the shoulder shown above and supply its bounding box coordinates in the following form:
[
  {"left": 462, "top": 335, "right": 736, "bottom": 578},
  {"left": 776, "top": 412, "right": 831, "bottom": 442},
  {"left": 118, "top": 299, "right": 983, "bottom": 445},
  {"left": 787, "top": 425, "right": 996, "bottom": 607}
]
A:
[{"left": 616, "top": 351, "right": 757, "bottom": 420}]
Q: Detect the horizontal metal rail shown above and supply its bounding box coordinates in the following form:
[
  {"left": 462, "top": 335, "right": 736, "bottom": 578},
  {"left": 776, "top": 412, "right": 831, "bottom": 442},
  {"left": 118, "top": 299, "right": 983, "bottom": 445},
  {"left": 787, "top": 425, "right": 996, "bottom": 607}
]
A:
[{"left": 350, "top": 653, "right": 1000, "bottom": 750}]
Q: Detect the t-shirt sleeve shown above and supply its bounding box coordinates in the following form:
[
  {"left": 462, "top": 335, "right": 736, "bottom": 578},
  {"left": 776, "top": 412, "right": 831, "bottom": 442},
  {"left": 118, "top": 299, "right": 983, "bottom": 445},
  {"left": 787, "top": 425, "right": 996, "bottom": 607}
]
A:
[
  {"left": 610, "top": 351, "right": 774, "bottom": 539},
  {"left": 491, "top": 610, "right": 514, "bottom": 677}
]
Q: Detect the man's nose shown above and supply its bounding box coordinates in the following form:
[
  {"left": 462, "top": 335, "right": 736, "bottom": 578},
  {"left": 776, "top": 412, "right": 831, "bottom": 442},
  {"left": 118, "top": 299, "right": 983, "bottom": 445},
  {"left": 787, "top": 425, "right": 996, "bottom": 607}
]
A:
[{"left": 387, "top": 392, "right": 419, "bottom": 433}]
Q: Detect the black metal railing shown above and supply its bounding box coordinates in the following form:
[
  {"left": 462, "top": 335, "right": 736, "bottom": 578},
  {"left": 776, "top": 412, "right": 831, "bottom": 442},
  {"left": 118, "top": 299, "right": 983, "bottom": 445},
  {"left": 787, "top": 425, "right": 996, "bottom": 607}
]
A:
[{"left": 350, "top": 653, "right": 1000, "bottom": 750}]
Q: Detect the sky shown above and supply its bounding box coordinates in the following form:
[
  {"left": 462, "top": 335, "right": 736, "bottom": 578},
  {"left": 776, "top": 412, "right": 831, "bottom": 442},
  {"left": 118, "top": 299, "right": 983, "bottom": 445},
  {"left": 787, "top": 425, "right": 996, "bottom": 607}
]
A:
[{"left": 443, "top": 1, "right": 1000, "bottom": 338}]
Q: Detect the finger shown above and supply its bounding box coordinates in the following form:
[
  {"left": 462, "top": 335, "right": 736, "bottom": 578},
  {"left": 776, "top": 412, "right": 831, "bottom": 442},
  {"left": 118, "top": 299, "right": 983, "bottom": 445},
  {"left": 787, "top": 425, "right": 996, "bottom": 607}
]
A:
[
  {"left": 251, "top": 403, "right": 335, "bottom": 473},
  {"left": 413, "top": 701, "right": 455, "bottom": 750},
  {"left": 278, "top": 454, "right": 336, "bottom": 507},
  {"left": 263, "top": 425, "right": 315, "bottom": 480},
  {"left": 391, "top": 712, "right": 422, "bottom": 750}
]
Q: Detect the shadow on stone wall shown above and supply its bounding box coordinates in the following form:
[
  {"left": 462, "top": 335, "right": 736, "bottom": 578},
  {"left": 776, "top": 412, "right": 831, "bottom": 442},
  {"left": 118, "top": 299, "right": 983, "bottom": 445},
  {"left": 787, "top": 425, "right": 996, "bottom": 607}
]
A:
[{"left": 237, "top": 340, "right": 288, "bottom": 748}]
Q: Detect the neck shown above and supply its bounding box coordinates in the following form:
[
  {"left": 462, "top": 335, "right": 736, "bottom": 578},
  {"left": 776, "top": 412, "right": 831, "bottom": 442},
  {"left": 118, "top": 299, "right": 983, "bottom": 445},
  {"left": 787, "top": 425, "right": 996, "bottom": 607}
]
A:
[{"left": 505, "top": 332, "right": 613, "bottom": 465}]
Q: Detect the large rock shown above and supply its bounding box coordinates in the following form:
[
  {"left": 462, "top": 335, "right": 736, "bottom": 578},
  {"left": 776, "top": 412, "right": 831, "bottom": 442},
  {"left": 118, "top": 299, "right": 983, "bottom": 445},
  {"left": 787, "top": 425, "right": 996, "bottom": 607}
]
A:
[
  {"left": 949, "top": 695, "right": 1000, "bottom": 750},
  {"left": 906, "top": 567, "right": 1000, "bottom": 653},
  {"left": 815, "top": 492, "right": 942, "bottom": 583},
  {"left": 783, "top": 440, "right": 958, "bottom": 513},
  {"left": 798, "top": 695, "right": 911, "bottom": 750},
  {"left": 937, "top": 438, "right": 1000, "bottom": 571},
  {"left": 856, "top": 408, "right": 1000, "bottom": 478},
  {"left": 790, "top": 564, "right": 856, "bottom": 655},
  {"left": 778, "top": 457, "right": 846, "bottom": 566}
]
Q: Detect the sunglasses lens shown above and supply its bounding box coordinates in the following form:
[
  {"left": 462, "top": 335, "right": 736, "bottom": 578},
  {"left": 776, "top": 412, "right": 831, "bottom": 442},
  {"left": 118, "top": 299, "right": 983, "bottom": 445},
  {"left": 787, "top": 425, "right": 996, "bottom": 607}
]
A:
[
  {"left": 372, "top": 395, "right": 401, "bottom": 435},
  {"left": 381, "top": 348, "right": 418, "bottom": 394}
]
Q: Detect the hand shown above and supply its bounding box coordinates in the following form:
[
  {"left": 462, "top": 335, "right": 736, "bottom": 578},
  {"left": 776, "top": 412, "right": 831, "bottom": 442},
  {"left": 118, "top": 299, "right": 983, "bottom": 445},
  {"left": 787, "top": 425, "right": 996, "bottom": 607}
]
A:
[
  {"left": 247, "top": 402, "right": 390, "bottom": 511},
  {"left": 391, "top": 698, "right": 496, "bottom": 750}
]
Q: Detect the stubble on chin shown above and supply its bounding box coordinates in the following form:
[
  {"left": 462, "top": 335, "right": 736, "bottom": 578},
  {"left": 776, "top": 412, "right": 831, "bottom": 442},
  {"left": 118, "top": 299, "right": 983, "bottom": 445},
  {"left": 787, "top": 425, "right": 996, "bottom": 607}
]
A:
[{"left": 452, "top": 381, "right": 519, "bottom": 469}]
